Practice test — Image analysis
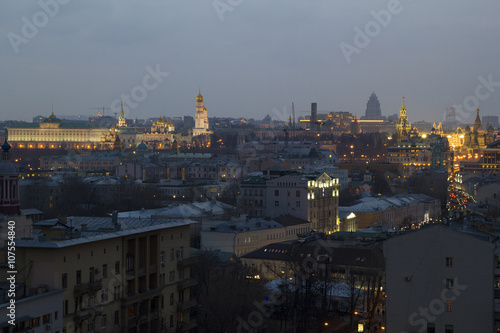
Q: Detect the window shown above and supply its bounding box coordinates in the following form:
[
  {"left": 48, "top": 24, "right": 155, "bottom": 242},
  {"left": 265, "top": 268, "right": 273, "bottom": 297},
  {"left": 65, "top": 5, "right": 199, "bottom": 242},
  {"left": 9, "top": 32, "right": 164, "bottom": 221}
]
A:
[
  {"left": 446, "top": 257, "right": 453, "bottom": 267},
  {"left": 169, "top": 271, "right": 175, "bottom": 283},
  {"left": 296, "top": 201, "right": 300, "bottom": 208},
  {"left": 170, "top": 293, "right": 174, "bottom": 305},
  {"left": 64, "top": 300, "right": 69, "bottom": 315},
  {"left": 275, "top": 190, "right": 279, "bottom": 196},
  {"left": 54, "top": 311, "right": 58, "bottom": 320},
  {"left": 62, "top": 273, "right": 67, "bottom": 288},
  {"left": 445, "top": 325, "right": 454, "bottom": 333},
  {"left": 427, "top": 323, "right": 435, "bottom": 333},
  {"left": 42, "top": 314, "right": 51, "bottom": 324},
  {"left": 446, "top": 301, "right": 452, "bottom": 312},
  {"left": 114, "top": 311, "right": 119, "bottom": 325},
  {"left": 76, "top": 270, "right": 81, "bottom": 284},
  {"left": 446, "top": 278, "right": 454, "bottom": 289},
  {"left": 101, "top": 314, "right": 107, "bottom": 328},
  {"left": 170, "top": 249, "right": 174, "bottom": 261},
  {"left": 275, "top": 201, "right": 279, "bottom": 207},
  {"left": 101, "top": 290, "right": 108, "bottom": 304},
  {"left": 296, "top": 190, "right": 300, "bottom": 197},
  {"left": 102, "top": 264, "right": 107, "bottom": 278},
  {"left": 114, "top": 286, "right": 121, "bottom": 300},
  {"left": 170, "top": 315, "right": 174, "bottom": 328},
  {"left": 115, "top": 261, "right": 120, "bottom": 274}
]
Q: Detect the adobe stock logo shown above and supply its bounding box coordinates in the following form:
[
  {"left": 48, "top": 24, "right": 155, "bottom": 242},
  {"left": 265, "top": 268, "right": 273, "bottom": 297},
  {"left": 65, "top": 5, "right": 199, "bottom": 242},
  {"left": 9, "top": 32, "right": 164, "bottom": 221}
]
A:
[
  {"left": 447, "top": 74, "right": 500, "bottom": 123},
  {"left": 7, "top": 0, "right": 71, "bottom": 54},
  {"left": 340, "top": 0, "right": 407, "bottom": 64},
  {"left": 212, "top": 0, "right": 243, "bottom": 22},
  {"left": 110, "top": 65, "right": 169, "bottom": 116}
]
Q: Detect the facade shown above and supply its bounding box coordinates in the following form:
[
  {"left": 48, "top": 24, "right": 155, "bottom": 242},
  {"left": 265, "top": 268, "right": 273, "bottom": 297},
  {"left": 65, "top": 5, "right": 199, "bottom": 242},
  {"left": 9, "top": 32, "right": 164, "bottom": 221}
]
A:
[
  {"left": 240, "top": 172, "right": 340, "bottom": 233},
  {"left": 339, "top": 194, "right": 441, "bottom": 230},
  {"left": 460, "top": 139, "right": 500, "bottom": 174},
  {"left": 266, "top": 173, "right": 339, "bottom": 233},
  {"left": 7, "top": 113, "right": 110, "bottom": 150},
  {"left": 386, "top": 224, "right": 495, "bottom": 333},
  {"left": 7, "top": 215, "right": 196, "bottom": 333},
  {"left": 387, "top": 134, "right": 453, "bottom": 177},
  {"left": 201, "top": 215, "right": 310, "bottom": 256},
  {"left": 40, "top": 154, "right": 122, "bottom": 172},
  {"left": 0, "top": 290, "right": 64, "bottom": 333}
]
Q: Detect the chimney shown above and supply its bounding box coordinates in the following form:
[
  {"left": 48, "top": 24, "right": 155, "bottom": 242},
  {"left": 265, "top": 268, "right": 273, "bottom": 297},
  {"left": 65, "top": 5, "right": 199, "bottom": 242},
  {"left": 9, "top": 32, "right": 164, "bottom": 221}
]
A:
[
  {"left": 311, "top": 103, "right": 318, "bottom": 130},
  {"left": 112, "top": 210, "right": 121, "bottom": 231}
]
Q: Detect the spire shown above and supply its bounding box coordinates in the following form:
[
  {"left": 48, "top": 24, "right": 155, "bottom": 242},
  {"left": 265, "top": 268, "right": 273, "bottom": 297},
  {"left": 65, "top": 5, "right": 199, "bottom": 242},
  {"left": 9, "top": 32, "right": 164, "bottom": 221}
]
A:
[
  {"left": 401, "top": 97, "right": 406, "bottom": 111},
  {"left": 119, "top": 101, "right": 125, "bottom": 118}
]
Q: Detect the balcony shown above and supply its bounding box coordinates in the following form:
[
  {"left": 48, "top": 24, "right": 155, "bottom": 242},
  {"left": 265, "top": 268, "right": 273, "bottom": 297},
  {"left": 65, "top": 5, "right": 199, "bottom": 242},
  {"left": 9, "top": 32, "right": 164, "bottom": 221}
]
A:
[
  {"left": 177, "top": 256, "right": 198, "bottom": 267},
  {"left": 74, "top": 282, "right": 89, "bottom": 294},
  {"left": 181, "top": 299, "right": 197, "bottom": 311},
  {"left": 89, "top": 279, "right": 102, "bottom": 291},
  {"left": 177, "top": 278, "right": 197, "bottom": 291},
  {"left": 181, "top": 319, "right": 197, "bottom": 331},
  {"left": 126, "top": 269, "right": 135, "bottom": 280},
  {"left": 74, "top": 309, "right": 90, "bottom": 322}
]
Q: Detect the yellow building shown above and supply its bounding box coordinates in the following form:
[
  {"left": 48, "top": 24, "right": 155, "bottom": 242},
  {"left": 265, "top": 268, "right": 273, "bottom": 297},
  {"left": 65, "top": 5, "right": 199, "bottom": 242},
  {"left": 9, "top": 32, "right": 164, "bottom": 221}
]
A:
[
  {"left": 7, "top": 215, "right": 197, "bottom": 333},
  {"left": 7, "top": 113, "right": 110, "bottom": 150}
]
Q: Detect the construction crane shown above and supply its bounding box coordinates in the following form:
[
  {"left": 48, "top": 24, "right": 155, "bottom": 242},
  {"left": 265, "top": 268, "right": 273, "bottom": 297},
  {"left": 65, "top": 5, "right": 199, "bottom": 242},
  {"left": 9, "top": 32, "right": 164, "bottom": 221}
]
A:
[
  {"left": 89, "top": 106, "right": 111, "bottom": 117},
  {"left": 292, "top": 102, "right": 296, "bottom": 130}
]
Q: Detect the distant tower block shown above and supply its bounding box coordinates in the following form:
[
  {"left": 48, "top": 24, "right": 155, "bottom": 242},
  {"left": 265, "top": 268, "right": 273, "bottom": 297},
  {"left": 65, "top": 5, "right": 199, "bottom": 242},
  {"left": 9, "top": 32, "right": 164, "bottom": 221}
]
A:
[
  {"left": 446, "top": 106, "right": 456, "bottom": 122},
  {"left": 364, "top": 92, "right": 383, "bottom": 120}
]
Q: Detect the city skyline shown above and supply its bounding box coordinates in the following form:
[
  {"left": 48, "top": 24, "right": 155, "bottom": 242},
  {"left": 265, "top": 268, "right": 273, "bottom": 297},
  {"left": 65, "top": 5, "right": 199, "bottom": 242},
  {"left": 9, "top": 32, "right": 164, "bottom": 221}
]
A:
[{"left": 1, "top": 1, "right": 500, "bottom": 123}]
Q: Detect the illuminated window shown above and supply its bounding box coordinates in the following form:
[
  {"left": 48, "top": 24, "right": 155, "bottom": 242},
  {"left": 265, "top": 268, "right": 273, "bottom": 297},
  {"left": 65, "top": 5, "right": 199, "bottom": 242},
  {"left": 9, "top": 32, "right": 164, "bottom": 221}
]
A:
[{"left": 446, "top": 257, "right": 453, "bottom": 267}]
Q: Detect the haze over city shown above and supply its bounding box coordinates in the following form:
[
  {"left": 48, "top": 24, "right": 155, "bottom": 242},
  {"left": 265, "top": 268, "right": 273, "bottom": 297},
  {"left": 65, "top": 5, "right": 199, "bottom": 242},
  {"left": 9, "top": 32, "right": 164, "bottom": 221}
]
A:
[{"left": 1, "top": 0, "right": 500, "bottom": 122}]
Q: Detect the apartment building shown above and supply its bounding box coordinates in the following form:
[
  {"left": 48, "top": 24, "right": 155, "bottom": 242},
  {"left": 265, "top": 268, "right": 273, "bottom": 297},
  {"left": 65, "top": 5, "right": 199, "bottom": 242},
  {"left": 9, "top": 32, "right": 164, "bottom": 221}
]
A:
[
  {"left": 386, "top": 224, "right": 496, "bottom": 332},
  {"left": 2, "top": 215, "right": 196, "bottom": 333},
  {"left": 240, "top": 172, "right": 340, "bottom": 234}
]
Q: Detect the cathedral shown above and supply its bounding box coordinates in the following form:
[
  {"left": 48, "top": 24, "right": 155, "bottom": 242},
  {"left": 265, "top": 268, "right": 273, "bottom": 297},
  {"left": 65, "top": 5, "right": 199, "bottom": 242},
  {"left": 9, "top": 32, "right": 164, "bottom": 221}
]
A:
[{"left": 463, "top": 109, "right": 495, "bottom": 148}]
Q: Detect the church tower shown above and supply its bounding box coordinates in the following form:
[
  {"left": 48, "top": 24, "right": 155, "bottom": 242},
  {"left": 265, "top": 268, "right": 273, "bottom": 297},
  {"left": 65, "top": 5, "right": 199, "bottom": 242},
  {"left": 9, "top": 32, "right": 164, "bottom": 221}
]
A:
[
  {"left": 0, "top": 132, "right": 21, "bottom": 215},
  {"left": 193, "top": 89, "right": 210, "bottom": 136},
  {"left": 118, "top": 101, "right": 127, "bottom": 128},
  {"left": 396, "top": 97, "right": 411, "bottom": 138}
]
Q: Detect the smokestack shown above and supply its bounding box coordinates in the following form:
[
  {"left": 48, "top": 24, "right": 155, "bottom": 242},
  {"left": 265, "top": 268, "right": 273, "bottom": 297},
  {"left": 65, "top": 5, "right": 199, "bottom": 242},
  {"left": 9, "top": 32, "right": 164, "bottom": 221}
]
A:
[{"left": 311, "top": 103, "right": 318, "bottom": 131}]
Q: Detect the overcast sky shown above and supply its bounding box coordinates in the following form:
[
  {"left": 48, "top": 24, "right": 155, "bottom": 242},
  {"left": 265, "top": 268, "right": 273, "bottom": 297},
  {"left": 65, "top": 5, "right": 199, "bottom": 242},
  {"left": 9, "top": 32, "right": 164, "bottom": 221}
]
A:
[{"left": 1, "top": 0, "right": 500, "bottom": 125}]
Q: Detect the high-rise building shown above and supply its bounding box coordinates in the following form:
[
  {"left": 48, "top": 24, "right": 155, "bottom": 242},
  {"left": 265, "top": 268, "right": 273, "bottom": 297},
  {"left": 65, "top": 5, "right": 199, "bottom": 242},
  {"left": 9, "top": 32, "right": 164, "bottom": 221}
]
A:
[
  {"left": 445, "top": 106, "right": 456, "bottom": 123},
  {"left": 362, "top": 92, "right": 384, "bottom": 120},
  {"left": 193, "top": 90, "right": 211, "bottom": 136}
]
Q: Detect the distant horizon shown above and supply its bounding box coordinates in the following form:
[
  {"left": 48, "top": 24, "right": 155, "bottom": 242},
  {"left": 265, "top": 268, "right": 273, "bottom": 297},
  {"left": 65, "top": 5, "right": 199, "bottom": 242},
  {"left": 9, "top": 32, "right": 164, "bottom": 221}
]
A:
[{"left": 1, "top": 1, "right": 499, "bottom": 124}]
